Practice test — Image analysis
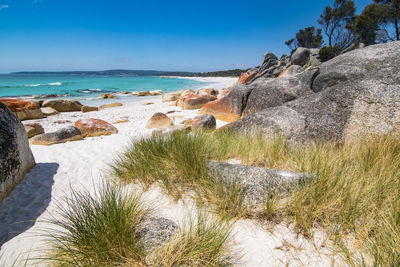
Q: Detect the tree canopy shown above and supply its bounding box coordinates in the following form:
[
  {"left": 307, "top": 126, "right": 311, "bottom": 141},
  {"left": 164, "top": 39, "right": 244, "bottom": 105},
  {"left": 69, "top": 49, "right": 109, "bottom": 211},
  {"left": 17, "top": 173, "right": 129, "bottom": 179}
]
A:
[
  {"left": 318, "top": 0, "right": 356, "bottom": 48},
  {"left": 285, "top": 27, "right": 324, "bottom": 51}
]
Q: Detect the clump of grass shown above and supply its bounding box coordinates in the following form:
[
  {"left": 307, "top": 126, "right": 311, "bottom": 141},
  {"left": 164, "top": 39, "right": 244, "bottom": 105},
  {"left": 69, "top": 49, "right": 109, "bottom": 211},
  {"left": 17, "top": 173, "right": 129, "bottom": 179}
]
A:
[
  {"left": 44, "top": 181, "right": 237, "bottom": 266},
  {"left": 112, "top": 129, "right": 400, "bottom": 265},
  {"left": 149, "top": 210, "right": 236, "bottom": 266},
  {"left": 45, "top": 182, "right": 148, "bottom": 266},
  {"left": 112, "top": 131, "right": 213, "bottom": 199}
]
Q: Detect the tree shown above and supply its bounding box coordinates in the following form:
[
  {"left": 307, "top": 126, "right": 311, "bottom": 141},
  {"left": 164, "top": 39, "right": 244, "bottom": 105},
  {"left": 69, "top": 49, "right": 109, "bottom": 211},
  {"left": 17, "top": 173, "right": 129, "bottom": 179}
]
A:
[
  {"left": 350, "top": 6, "right": 379, "bottom": 45},
  {"left": 318, "top": 0, "right": 356, "bottom": 49},
  {"left": 285, "top": 27, "right": 324, "bottom": 51},
  {"left": 373, "top": 0, "right": 400, "bottom": 41},
  {"left": 296, "top": 27, "right": 324, "bottom": 48},
  {"left": 285, "top": 38, "right": 296, "bottom": 51}
]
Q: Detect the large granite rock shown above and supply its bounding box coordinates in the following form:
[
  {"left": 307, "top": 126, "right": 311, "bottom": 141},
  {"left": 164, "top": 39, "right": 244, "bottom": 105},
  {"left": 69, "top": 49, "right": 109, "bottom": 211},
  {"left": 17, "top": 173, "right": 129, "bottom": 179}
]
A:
[
  {"left": 291, "top": 47, "right": 321, "bottom": 69},
  {"left": 191, "top": 114, "right": 216, "bottom": 131},
  {"left": 177, "top": 93, "right": 217, "bottom": 110},
  {"left": 42, "top": 99, "right": 83, "bottom": 112},
  {"left": 291, "top": 47, "right": 311, "bottom": 66},
  {"left": 74, "top": 118, "right": 118, "bottom": 137},
  {"left": 208, "top": 162, "right": 315, "bottom": 205},
  {"left": 226, "top": 41, "right": 400, "bottom": 142},
  {"left": 258, "top": 52, "right": 279, "bottom": 77},
  {"left": 0, "top": 98, "right": 43, "bottom": 121},
  {"left": 30, "top": 126, "right": 83, "bottom": 145},
  {"left": 242, "top": 68, "right": 319, "bottom": 116},
  {"left": 0, "top": 102, "right": 35, "bottom": 202},
  {"left": 238, "top": 69, "right": 259, "bottom": 84},
  {"left": 200, "top": 85, "right": 253, "bottom": 122}
]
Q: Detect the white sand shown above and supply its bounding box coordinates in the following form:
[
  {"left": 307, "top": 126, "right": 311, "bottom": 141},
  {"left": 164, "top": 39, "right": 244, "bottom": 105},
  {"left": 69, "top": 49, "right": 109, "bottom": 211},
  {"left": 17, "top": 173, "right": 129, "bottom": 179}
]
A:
[{"left": 0, "top": 77, "right": 345, "bottom": 266}]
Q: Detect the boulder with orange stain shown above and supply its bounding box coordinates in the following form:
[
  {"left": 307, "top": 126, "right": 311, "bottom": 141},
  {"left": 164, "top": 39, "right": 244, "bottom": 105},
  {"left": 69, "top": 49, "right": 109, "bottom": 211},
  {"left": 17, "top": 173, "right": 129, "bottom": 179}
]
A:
[
  {"left": 0, "top": 98, "right": 43, "bottom": 120},
  {"left": 74, "top": 118, "right": 118, "bottom": 137},
  {"left": 238, "top": 69, "right": 259, "bottom": 84},
  {"left": 197, "top": 88, "right": 218, "bottom": 97},
  {"left": 201, "top": 85, "right": 253, "bottom": 122},
  {"left": 177, "top": 93, "right": 217, "bottom": 110},
  {"left": 277, "top": 65, "right": 302, "bottom": 78}
]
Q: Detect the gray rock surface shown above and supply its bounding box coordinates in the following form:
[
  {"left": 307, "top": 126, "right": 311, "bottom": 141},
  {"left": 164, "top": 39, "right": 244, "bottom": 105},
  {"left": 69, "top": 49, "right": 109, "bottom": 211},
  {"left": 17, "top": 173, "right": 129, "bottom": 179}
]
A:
[
  {"left": 136, "top": 217, "right": 179, "bottom": 253},
  {"left": 243, "top": 68, "right": 319, "bottom": 116},
  {"left": 258, "top": 53, "right": 279, "bottom": 77},
  {"left": 42, "top": 99, "right": 83, "bottom": 112},
  {"left": 29, "top": 126, "right": 83, "bottom": 145},
  {"left": 208, "top": 161, "right": 315, "bottom": 205},
  {"left": 227, "top": 41, "right": 400, "bottom": 142},
  {"left": 15, "top": 109, "right": 44, "bottom": 121},
  {"left": 291, "top": 47, "right": 311, "bottom": 66},
  {"left": 0, "top": 102, "right": 35, "bottom": 202}
]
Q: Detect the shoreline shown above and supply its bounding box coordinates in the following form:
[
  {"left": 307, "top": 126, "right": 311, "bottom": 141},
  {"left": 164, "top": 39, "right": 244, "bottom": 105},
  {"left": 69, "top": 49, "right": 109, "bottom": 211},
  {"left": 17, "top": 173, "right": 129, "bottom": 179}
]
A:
[
  {"left": 0, "top": 76, "right": 238, "bottom": 102},
  {"left": 0, "top": 76, "right": 339, "bottom": 266}
]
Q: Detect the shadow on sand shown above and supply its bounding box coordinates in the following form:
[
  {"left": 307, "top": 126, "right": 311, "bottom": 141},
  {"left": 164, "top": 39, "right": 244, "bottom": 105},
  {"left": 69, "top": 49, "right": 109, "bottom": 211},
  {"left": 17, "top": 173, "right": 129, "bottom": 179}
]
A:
[{"left": 0, "top": 162, "right": 59, "bottom": 248}]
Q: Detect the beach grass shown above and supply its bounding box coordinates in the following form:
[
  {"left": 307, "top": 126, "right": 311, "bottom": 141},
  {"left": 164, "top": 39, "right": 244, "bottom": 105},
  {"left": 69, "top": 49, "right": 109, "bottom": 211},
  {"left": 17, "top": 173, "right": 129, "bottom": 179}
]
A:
[
  {"left": 111, "top": 130, "right": 400, "bottom": 266},
  {"left": 44, "top": 181, "right": 236, "bottom": 266},
  {"left": 148, "top": 210, "right": 236, "bottom": 266},
  {"left": 45, "top": 181, "right": 148, "bottom": 266}
]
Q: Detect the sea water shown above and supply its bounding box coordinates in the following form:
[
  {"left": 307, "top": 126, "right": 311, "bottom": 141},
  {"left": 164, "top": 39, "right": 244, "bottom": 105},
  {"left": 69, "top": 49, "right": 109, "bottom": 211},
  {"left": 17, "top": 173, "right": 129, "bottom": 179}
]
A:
[{"left": 0, "top": 74, "right": 207, "bottom": 105}]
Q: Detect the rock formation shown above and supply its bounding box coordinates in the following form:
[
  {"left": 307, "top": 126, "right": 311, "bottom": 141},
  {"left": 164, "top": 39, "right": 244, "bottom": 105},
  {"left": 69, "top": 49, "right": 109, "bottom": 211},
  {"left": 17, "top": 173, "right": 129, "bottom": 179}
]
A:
[
  {"left": 0, "top": 98, "right": 43, "bottom": 121},
  {"left": 42, "top": 99, "right": 83, "bottom": 112},
  {"left": 74, "top": 118, "right": 118, "bottom": 137},
  {"left": 145, "top": 113, "right": 173, "bottom": 129},
  {"left": 0, "top": 102, "right": 35, "bottom": 202},
  {"left": 213, "top": 41, "right": 400, "bottom": 142},
  {"left": 30, "top": 126, "right": 83, "bottom": 145}
]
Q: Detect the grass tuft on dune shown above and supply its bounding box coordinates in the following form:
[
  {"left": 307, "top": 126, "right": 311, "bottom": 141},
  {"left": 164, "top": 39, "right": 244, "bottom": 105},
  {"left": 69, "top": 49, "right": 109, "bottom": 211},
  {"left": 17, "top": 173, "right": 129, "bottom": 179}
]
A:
[
  {"left": 43, "top": 181, "right": 236, "bottom": 266},
  {"left": 112, "top": 130, "right": 400, "bottom": 266}
]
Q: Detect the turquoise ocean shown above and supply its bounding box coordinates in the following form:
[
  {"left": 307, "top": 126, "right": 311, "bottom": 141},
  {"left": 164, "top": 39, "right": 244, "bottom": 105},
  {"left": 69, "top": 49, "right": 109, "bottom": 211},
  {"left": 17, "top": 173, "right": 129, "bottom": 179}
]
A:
[{"left": 0, "top": 74, "right": 207, "bottom": 105}]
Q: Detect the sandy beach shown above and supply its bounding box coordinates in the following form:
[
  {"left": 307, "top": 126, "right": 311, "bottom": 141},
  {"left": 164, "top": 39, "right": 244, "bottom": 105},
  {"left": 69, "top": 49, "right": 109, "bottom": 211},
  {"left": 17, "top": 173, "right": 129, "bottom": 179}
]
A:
[{"left": 0, "top": 77, "right": 343, "bottom": 266}]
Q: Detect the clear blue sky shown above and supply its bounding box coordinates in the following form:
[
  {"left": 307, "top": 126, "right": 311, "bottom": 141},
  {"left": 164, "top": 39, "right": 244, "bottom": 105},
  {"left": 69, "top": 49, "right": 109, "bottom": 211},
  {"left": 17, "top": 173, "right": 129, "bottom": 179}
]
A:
[{"left": 0, "top": 0, "right": 371, "bottom": 73}]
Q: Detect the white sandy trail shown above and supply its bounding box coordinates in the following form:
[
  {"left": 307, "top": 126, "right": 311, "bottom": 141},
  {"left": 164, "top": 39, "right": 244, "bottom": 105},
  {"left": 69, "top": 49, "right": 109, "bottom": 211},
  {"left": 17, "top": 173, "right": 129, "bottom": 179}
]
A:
[{"left": 0, "top": 77, "right": 345, "bottom": 266}]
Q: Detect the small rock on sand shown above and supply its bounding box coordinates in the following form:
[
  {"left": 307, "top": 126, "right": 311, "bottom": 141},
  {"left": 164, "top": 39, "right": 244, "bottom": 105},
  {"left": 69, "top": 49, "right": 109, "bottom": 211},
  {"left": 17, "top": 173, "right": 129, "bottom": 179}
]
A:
[
  {"left": 99, "top": 102, "right": 123, "bottom": 110},
  {"left": 145, "top": 113, "right": 173, "bottom": 129}
]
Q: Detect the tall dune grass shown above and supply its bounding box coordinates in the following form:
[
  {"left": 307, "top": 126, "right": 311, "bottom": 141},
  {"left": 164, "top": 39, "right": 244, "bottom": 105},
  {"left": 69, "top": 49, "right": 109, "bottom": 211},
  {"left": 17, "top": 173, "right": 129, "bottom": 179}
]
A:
[
  {"left": 45, "top": 182, "right": 148, "bottom": 266},
  {"left": 149, "top": 211, "right": 235, "bottom": 266},
  {"left": 44, "top": 181, "right": 236, "bottom": 266},
  {"left": 111, "top": 130, "right": 400, "bottom": 265}
]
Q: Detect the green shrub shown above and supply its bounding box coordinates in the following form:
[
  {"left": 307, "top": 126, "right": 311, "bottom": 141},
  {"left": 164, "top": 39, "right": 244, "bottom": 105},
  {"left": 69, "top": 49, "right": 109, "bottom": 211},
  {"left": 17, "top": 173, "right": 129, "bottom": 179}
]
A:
[{"left": 319, "top": 46, "right": 342, "bottom": 62}]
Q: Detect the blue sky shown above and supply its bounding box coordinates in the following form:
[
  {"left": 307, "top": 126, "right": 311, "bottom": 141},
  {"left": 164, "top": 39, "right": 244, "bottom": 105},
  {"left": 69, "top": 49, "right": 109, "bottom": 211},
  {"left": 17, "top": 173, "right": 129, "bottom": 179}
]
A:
[{"left": 0, "top": 0, "right": 371, "bottom": 73}]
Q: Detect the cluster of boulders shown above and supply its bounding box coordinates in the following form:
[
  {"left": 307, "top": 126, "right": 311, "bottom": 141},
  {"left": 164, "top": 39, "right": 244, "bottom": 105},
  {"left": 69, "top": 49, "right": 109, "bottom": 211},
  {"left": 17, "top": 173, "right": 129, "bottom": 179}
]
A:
[
  {"left": 100, "top": 90, "right": 163, "bottom": 99},
  {"left": 146, "top": 111, "right": 217, "bottom": 136},
  {"left": 201, "top": 41, "right": 400, "bottom": 142},
  {"left": 162, "top": 88, "right": 219, "bottom": 110},
  {"left": 237, "top": 47, "right": 321, "bottom": 85},
  {"left": 29, "top": 118, "right": 119, "bottom": 146},
  {"left": 0, "top": 98, "right": 125, "bottom": 142}
]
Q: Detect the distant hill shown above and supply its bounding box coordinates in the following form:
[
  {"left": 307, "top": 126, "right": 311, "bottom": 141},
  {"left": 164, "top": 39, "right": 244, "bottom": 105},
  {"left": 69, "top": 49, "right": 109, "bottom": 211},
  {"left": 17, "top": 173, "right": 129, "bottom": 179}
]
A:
[{"left": 11, "top": 69, "right": 246, "bottom": 77}]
